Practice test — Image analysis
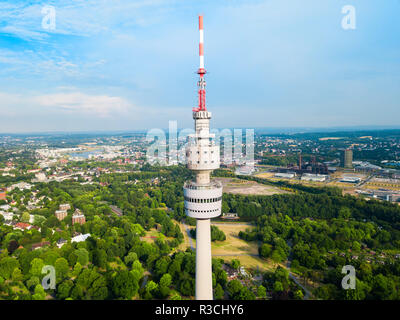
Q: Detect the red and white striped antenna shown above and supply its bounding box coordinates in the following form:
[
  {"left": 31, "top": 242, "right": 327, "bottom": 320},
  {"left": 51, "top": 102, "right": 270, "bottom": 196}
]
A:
[{"left": 194, "top": 14, "right": 207, "bottom": 112}]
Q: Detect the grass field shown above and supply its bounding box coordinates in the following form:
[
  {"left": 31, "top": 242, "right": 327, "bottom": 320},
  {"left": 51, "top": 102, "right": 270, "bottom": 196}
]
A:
[
  {"left": 140, "top": 228, "right": 160, "bottom": 243},
  {"left": 176, "top": 221, "right": 279, "bottom": 272},
  {"left": 213, "top": 254, "right": 278, "bottom": 272},
  {"left": 210, "top": 223, "right": 258, "bottom": 255},
  {"left": 216, "top": 177, "right": 288, "bottom": 196}
]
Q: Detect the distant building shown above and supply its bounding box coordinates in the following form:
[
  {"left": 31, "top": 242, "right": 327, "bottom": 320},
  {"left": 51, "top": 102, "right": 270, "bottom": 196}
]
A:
[
  {"left": 35, "top": 172, "right": 47, "bottom": 182},
  {"left": 301, "top": 173, "right": 329, "bottom": 182},
  {"left": 341, "top": 149, "right": 353, "bottom": 168},
  {"left": 222, "top": 213, "right": 239, "bottom": 220},
  {"left": 59, "top": 203, "right": 71, "bottom": 211},
  {"left": 8, "top": 182, "right": 32, "bottom": 191},
  {"left": 0, "top": 189, "right": 6, "bottom": 201},
  {"left": 340, "top": 176, "right": 361, "bottom": 183},
  {"left": 71, "top": 233, "right": 91, "bottom": 243},
  {"left": 72, "top": 209, "right": 86, "bottom": 225},
  {"left": 110, "top": 205, "right": 123, "bottom": 216},
  {"left": 56, "top": 238, "right": 68, "bottom": 248},
  {"left": 31, "top": 241, "right": 50, "bottom": 250},
  {"left": 15, "top": 222, "right": 33, "bottom": 231},
  {"left": 275, "top": 172, "right": 296, "bottom": 179},
  {"left": 235, "top": 165, "right": 255, "bottom": 175},
  {"left": 0, "top": 211, "right": 13, "bottom": 221},
  {"left": 55, "top": 210, "right": 68, "bottom": 221}
]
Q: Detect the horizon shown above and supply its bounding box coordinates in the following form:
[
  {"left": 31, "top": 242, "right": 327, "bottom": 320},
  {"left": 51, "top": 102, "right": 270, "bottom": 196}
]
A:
[{"left": 1, "top": 125, "right": 400, "bottom": 136}]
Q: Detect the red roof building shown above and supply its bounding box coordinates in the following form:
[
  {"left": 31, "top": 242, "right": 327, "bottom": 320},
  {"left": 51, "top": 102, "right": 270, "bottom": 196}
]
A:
[
  {"left": 0, "top": 189, "right": 6, "bottom": 201},
  {"left": 15, "top": 222, "right": 32, "bottom": 230}
]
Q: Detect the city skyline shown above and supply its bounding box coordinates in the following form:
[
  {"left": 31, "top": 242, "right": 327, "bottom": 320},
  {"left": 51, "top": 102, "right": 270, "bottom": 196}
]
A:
[{"left": 1, "top": 0, "right": 400, "bottom": 133}]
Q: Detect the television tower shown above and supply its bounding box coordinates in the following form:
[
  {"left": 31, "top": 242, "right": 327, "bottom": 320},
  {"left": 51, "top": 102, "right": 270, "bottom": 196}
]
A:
[{"left": 183, "top": 15, "right": 222, "bottom": 300}]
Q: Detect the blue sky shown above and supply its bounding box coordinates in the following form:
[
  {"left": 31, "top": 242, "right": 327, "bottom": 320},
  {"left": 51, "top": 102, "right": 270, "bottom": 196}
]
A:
[{"left": 0, "top": 0, "right": 399, "bottom": 133}]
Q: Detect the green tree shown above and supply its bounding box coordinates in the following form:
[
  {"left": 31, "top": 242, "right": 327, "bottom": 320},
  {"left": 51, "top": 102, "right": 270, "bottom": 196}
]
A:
[
  {"left": 159, "top": 273, "right": 172, "bottom": 298},
  {"left": 0, "top": 257, "right": 20, "bottom": 280},
  {"left": 12, "top": 268, "right": 23, "bottom": 282},
  {"left": 294, "top": 289, "right": 304, "bottom": 300},
  {"left": 112, "top": 270, "right": 139, "bottom": 299},
  {"left": 32, "top": 284, "right": 46, "bottom": 300},
  {"left": 214, "top": 284, "right": 224, "bottom": 300},
  {"left": 26, "top": 276, "right": 40, "bottom": 290},
  {"left": 73, "top": 262, "right": 82, "bottom": 277},
  {"left": 93, "top": 249, "right": 107, "bottom": 269},
  {"left": 227, "top": 280, "right": 242, "bottom": 299},
  {"left": 259, "top": 244, "right": 272, "bottom": 258},
  {"left": 57, "top": 280, "right": 74, "bottom": 299},
  {"left": 75, "top": 248, "right": 89, "bottom": 266},
  {"left": 21, "top": 212, "right": 30, "bottom": 223},
  {"left": 257, "top": 285, "right": 267, "bottom": 298},
  {"left": 338, "top": 207, "right": 351, "bottom": 219},
  {"left": 55, "top": 258, "right": 69, "bottom": 282},
  {"left": 124, "top": 252, "right": 138, "bottom": 267},
  {"left": 144, "top": 280, "right": 158, "bottom": 299},
  {"left": 231, "top": 259, "right": 240, "bottom": 270},
  {"left": 273, "top": 281, "right": 283, "bottom": 293},
  {"left": 30, "top": 258, "right": 45, "bottom": 278}
]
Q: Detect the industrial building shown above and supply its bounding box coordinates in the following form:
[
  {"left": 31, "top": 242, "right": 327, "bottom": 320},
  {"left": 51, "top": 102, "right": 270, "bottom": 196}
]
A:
[
  {"left": 235, "top": 165, "right": 255, "bottom": 175},
  {"left": 357, "top": 189, "right": 400, "bottom": 203},
  {"left": 341, "top": 149, "right": 353, "bottom": 168},
  {"left": 275, "top": 172, "right": 296, "bottom": 179},
  {"left": 301, "top": 173, "right": 329, "bottom": 182},
  {"left": 183, "top": 15, "right": 222, "bottom": 300},
  {"left": 340, "top": 176, "right": 361, "bottom": 183}
]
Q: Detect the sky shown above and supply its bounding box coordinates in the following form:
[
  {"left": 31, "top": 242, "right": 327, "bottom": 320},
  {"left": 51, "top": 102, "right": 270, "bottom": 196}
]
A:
[{"left": 0, "top": 0, "right": 399, "bottom": 133}]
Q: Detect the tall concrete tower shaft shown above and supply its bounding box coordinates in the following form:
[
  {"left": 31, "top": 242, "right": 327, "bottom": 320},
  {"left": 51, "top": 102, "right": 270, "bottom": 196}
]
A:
[{"left": 183, "top": 15, "right": 222, "bottom": 300}]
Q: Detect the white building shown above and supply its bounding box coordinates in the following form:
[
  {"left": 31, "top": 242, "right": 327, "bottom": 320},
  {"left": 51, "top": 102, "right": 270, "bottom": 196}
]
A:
[
  {"left": 0, "top": 211, "right": 14, "bottom": 221},
  {"left": 341, "top": 176, "right": 361, "bottom": 183},
  {"left": 8, "top": 182, "right": 32, "bottom": 191},
  {"left": 275, "top": 172, "right": 296, "bottom": 179},
  {"left": 301, "top": 173, "right": 329, "bottom": 182},
  {"left": 71, "top": 233, "right": 91, "bottom": 243},
  {"left": 35, "top": 172, "right": 47, "bottom": 182},
  {"left": 235, "top": 166, "right": 255, "bottom": 175}
]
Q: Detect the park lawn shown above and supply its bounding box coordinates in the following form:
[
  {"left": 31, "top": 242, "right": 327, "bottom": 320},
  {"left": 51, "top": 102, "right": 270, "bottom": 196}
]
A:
[
  {"left": 140, "top": 228, "right": 161, "bottom": 243},
  {"left": 213, "top": 255, "right": 277, "bottom": 273},
  {"left": 217, "top": 177, "right": 288, "bottom": 196},
  {"left": 210, "top": 223, "right": 258, "bottom": 256}
]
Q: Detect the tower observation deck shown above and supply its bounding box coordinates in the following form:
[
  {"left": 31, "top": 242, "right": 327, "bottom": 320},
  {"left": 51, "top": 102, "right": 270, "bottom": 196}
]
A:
[{"left": 183, "top": 15, "right": 222, "bottom": 300}]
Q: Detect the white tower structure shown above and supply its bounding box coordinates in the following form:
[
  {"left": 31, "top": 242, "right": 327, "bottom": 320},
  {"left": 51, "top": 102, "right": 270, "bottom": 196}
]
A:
[{"left": 183, "top": 15, "right": 222, "bottom": 300}]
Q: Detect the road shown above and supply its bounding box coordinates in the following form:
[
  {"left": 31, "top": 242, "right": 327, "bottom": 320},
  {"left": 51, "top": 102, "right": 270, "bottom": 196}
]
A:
[
  {"left": 182, "top": 220, "right": 195, "bottom": 250},
  {"left": 357, "top": 174, "right": 375, "bottom": 187},
  {"left": 286, "top": 239, "right": 312, "bottom": 300}
]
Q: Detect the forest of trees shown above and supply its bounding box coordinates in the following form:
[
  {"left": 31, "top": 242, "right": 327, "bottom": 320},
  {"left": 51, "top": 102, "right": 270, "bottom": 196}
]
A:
[
  {"left": 190, "top": 225, "right": 226, "bottom": 242},
  {"left": 228, "top": 185, "right": 400, "bottom": 299},
  {"left": 2, "top": 162, "right": 400, "bottom": 300}
]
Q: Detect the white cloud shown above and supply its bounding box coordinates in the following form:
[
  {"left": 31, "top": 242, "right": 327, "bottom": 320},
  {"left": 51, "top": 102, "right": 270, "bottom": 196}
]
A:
[
  {"left": 0, "top": 91, "right": 132, "bottom": 118},
  {"left": 0, "top": 0, "right": 178, "bottom": 41},
  {"left": 33, "top": 92, "right": 132, "bottom": 117}
]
